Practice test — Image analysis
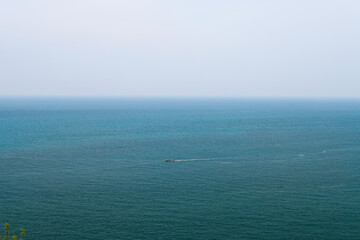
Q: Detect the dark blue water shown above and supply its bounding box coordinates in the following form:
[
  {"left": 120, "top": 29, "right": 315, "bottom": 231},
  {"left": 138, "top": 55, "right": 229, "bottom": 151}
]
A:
[{"left": 1, "top": 98, "right": 360, "bottom": 239}]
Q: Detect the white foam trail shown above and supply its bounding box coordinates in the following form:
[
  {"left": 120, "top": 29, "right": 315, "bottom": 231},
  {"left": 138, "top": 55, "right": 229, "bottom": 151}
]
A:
[
  {"left": 171, "top": 158, "right": 213, "bottom": 162},
  {"left": 294, "top": 146, "right": 360, "bottom": 159},
  {"left": 167, "top": 157, "right": 233, "bottom": 162}
]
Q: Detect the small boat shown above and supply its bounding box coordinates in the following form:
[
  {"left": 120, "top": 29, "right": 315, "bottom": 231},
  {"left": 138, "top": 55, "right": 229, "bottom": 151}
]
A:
[{"left": 165, "top": 159, "right": 175, "bottom": 162}]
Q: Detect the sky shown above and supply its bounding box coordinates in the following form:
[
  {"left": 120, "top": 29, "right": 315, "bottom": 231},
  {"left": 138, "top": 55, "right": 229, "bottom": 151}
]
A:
[{"left": 0, "top": 0, "right": 359, "bottom": 98}]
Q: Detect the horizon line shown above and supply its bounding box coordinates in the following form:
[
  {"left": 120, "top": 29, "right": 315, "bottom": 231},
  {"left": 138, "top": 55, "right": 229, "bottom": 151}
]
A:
[{"left": 1, "top": 95, "right": 360, "bottom": 100}]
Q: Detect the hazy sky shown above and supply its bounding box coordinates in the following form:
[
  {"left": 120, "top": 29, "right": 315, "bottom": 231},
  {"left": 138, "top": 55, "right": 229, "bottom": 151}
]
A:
[{"left": 1, "top": 1, "right": 359, "bottom": 97}]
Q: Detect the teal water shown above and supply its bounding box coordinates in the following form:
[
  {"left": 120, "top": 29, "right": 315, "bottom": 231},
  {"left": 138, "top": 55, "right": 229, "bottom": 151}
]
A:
[{"left": 1, "top": 98, "right": 360, "bottom": 239}]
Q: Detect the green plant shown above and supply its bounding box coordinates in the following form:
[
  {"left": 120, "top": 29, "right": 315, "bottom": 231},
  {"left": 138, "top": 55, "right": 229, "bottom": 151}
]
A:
[{"left": 1, "top": 223, "right": 25, "bottom": 240}]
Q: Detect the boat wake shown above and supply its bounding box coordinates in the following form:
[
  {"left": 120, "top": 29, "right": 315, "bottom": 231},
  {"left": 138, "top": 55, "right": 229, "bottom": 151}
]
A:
[
  {"left": 165, "top": 157, "right": 231, "bottom": 162},
  {"left": 293, "top": 146, "right": 360, "bottom": 160}
]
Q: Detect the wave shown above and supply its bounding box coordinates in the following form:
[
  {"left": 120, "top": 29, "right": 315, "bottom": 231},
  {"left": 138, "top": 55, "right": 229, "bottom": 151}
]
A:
[{"left": 322, "top": 146, "right": 360, "bottom": 152}]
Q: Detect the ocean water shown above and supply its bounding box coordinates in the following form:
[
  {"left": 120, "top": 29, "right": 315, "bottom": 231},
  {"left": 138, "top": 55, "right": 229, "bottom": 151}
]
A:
[{"left": 0, "top": 98, "right": 359, "bottom": 239}]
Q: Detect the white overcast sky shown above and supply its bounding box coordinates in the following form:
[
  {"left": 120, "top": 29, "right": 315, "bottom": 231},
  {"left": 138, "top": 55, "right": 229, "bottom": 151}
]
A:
[{"left": 1, "top": 0, "right": 359, "bottom": 97}]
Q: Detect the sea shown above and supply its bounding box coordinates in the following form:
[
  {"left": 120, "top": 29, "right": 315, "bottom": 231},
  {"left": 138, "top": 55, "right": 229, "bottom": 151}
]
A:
[{"left": 0, "top": 98, "right": 359, "bottom": 239}]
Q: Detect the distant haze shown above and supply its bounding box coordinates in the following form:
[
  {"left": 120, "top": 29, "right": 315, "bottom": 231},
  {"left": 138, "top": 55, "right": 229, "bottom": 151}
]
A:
[{"left": 1, "top": 1, "right": 359, "bottom": 98}]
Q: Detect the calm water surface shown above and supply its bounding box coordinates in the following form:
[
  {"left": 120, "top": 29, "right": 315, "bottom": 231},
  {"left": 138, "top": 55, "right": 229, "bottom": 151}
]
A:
[{"left": 0, "top": 98, "right": 359, "bottom": 239}]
